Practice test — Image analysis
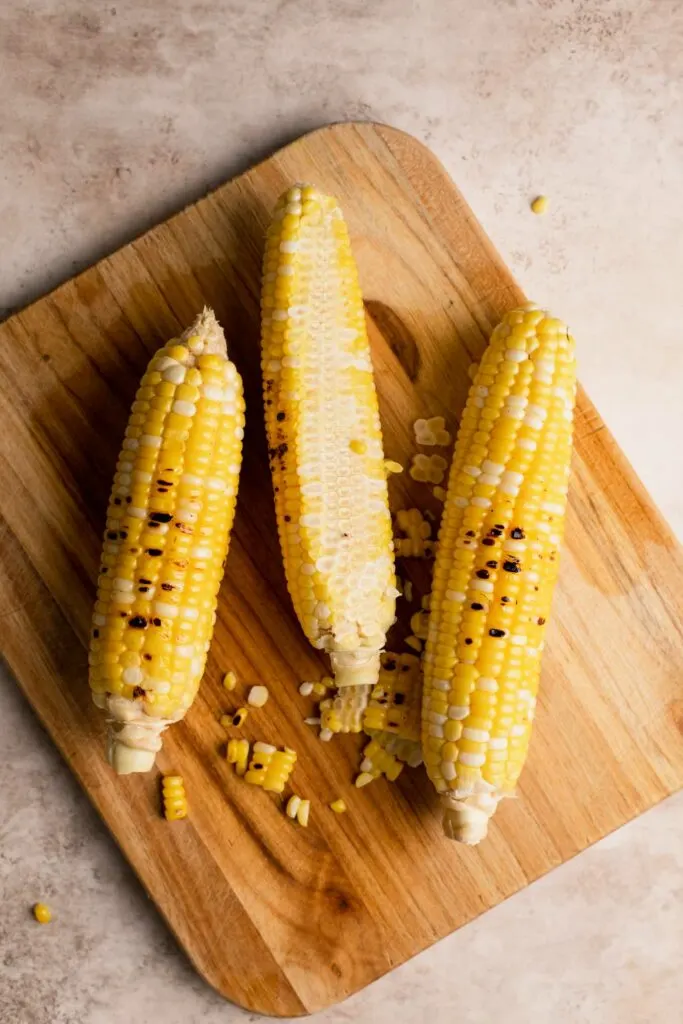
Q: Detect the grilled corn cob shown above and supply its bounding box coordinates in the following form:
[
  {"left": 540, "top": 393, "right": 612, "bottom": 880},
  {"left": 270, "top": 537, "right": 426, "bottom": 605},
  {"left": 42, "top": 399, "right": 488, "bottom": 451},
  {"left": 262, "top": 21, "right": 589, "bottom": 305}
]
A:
[
  {"left": 89, "top": 309, "right": 244, "bottom": 773},
  {"left": 422, "top": 304, "right": 576, "bottom": 843},
  {"left": 260, "top": 185, "right": 396, "bottom": 729}
]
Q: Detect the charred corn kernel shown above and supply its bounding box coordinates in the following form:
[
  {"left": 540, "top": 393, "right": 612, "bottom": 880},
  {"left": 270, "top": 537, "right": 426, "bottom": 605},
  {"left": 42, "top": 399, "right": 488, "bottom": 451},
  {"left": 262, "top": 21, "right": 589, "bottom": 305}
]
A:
[
  {"left": 222, "top": 671, "right": 238, "bottom": 691},
  {"left": 330, "top": 799, "right": 347, "bottom": 813},
  {"left": 297, "top": 799, "right": 311, "bottom": 827},
  {"left": 33, "top": 903, "right": 52, "bottom": 924},
  {"left": 384, "top": 460, "right": 404, "bottom": 475},
  {"left": 286, "top": 794, "right": 301, "bottom": 819},
  {"left": 89, "top": 309, "right": 244, "bottom": 774},
  {"left": 230, "top": 707, "right": 249, "bottom": 728},
  {"left": 355, "top": 772, "right": 374, "bottom": 788},
  {"left": 298, "top": 682, "right": 314, "bottom": 697},
  {"left": 531, "top": 195, "right": 549, "bottom": 215},
  {"left": 162, "top": 775, "right": 188, "bottom": 821},
  {"left": 247, "top": 685, "right": 269, "bottom": 708},
  {"left": 405, "top": 635, "right": 423, "bottom": 652},
  {"left": 227, "top": 738, "right": 250, "bottom": 776},
  {"left": 363, "top": 651, "right": 422, "bottom": 765},
  {"left": 261, "top": 185, "right": 395, "bottom": 733},
  {"left": 244, "top": 742, "right": 297, "bottom": 793},
  {"left": 422, "top": 304, "right": 576, "bottom": 845}
]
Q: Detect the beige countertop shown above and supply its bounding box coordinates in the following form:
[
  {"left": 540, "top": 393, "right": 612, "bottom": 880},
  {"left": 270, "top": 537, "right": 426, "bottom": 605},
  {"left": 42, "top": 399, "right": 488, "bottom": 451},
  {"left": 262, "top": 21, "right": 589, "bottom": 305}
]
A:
[{"left": 1, "top": 1, "right": 682, "bottom": 1021}]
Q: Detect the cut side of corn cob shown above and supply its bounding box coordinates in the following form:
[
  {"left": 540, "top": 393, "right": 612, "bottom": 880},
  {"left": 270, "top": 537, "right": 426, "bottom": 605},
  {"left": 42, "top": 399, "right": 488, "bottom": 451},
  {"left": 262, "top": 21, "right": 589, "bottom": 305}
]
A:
[
  {"left": 89, "top": 309, "right": 244, "bottom": 773},
  {"left": 422, "top": 304, "right": 576, "bottom": 844},
  {"left": 361, "top": 651, "right": 423, "bottom": 778},
  {"left": 261, "top": 185, "right": 396, "bottom": 729}
]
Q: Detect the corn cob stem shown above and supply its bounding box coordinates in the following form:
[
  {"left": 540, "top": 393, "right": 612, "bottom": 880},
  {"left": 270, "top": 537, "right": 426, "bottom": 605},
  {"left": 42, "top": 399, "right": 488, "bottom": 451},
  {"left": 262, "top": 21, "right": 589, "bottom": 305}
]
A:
[
  {"left": 261, "top": 185, "right": 396, "bottom": 728},
  {"left": 422, "top": 304, "right": 576, "bottom": 842},
  {"left": 89, "top": 309, "right": 244, "bottom": 773}
]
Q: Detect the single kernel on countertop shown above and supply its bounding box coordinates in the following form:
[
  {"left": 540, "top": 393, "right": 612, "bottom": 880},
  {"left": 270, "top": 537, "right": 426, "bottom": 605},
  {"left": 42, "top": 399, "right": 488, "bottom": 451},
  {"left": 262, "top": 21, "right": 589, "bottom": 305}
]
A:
[
  {"left": 33, "top": 903, "right": 52, "bottom": 924},
  {"left": 405, "top": 634, "right": 423, "bottom": 652},
  {"left": 222, "top": 670, "right": 237, "bottom": 691},
  {"left": 231, "top": 707, "right": 249, "bottom": 727},
  {"left": 286, "top": 794, "right": 301, "bottom": 819},
  {"left": 403, "top": 579, "right": 413, "bottom": 603},
  {"left": 355, "top": 772, "right": 374, "bottom": 788},
  {"left": 297, "top": 799, "right": 311, "bottom": 827},
  {"left": 531, "top": 194, "right": 549, "bottom": 215},
  {"left": 330, "top": 799, "right": 347, "bottom": 814},
  {"left": 319, "top": 727, "right": 334, "bottom": 742},
  {"left": 247, "top": 685, "right": 269, "bottom": 708},
  {"left": 298, "top": 682, "right": 314, "bottom": 697},
  {"left": 384, "top": 460, "right": 404, "bottom": 475}
]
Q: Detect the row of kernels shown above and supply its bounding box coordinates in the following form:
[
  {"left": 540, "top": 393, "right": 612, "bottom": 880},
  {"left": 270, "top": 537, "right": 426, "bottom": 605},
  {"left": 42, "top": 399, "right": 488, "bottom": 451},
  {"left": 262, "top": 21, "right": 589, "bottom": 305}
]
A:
[
  {"left": 162, "top": 775, "right": 188, "bottom": 820},
  {"left": 410, "top": 453, "right": 448, "bottom": 484},
  {"left": 413, "top": 416, "right": 452, "bottom": 447},
  {"left": 244, "top": 742, "right": 297, "bottom": 793}
]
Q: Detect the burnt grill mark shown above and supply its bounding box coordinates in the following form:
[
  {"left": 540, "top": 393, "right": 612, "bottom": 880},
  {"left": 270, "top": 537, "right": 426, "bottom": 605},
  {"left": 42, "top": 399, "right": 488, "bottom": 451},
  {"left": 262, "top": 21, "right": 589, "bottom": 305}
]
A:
[
  {"left": 143, "top": 653, "right": 152, "bottom": 661},
  {"left": 157, "top": 480, "right": 173, "bottom": 486},
  {"left": 384, "top": 659, "right": 397, "bottom": 671},
  {"left": 106, "top": 531, "right": 118, "bottom": 541},
  {"left": 482, "top": 538, "right": 495, "bottom": 546},
  {"left": 146, "top": 548, "right": 163, "bottom": 557},
  {"left": 471, "top": 602, "right": 484, "bottom": 611},
  {"left": 394, "top": 693, "right": 405, "bottom": 705},
  {"left": 132, "top": 686, "right": 146, "bottom": 698},
  {"left": 489, "top": 628, "right": 505, "bottom": 638},
  {"left": 465, "top": 638, "right": 473, "bottom": 645},
  {"left": 503, "top": 561, "right": 520, "bottom": 573},
  {"left": 92, "top": 629, "right": 99, "bottom": 638},
  {"left": 537, "top": 616, "right": 546, "bottom": 625},
  {"left": 152, "top": 617, "right": 162, "bottom": 626},
  {"left": 129, "top": 616, "right": 147, "bottom": 629},
  {"left": 276, "top": 411, "right": 285, "bottom": 421},
  {"left": 150, "top": 512, "right": 172, "bottom": 524},
  {"left": 476, "top": 569, "right": 490, "bottom": 579},
  {"left": 113, "top": 498, "right": 121, "bottom": 505},
  {"left": 161, "top": 583, "right": 173, "bottom": 591},
  {"left": 511, "top": 527, "right": 525, "bottom": 539},
  {"left": 486, "top": 560, "right": 498, "bottom": 569}
]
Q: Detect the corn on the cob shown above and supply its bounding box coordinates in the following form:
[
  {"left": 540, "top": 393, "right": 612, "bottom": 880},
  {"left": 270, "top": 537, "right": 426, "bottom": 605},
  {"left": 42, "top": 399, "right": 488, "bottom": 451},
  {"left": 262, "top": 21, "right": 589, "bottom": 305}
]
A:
[
  {"left": 89, "top": 309, "right": 244, "bottom": 773},
  {"left": 422, "top": 304, "right": 576, "bottom": 844},
  {"left": 260, "top": 185, "right": 396, "bottom": 730}
]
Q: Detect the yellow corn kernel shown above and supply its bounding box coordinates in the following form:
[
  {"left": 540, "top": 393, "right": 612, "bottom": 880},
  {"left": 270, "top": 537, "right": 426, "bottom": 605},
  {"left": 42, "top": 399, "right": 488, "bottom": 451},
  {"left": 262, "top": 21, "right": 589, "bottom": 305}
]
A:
[
  {"left": 422, "top": 304, "right": 576, "bottom": 845},
  {"left": 354, "top": 772, "right": 374, "bottom": 788},
  {"left": 530, "top": 195, "right": 549, "bottom": 215},
  {"left": 330, "top": 799, "right": 347, "bottom": 814},
  {"left": 261, "top": 185, "right": 395, "bottom": 735},
  {"left": 286, "top": 794, "right": 301, "bottom": 819},
  {"left": 33, "top": 903, "right": 52, "bottom": 924},
  {"left": 162, "top": 775, "right": 188, "bottom": 821},
  {"left": 384, "top": 460, "right": 404, "bottom": 475},
  {"left": 222, "top": 671, "right": 238, "bottom": 691},
  {"left": 296, "top": 799, "right": 311, "bottom": 827},
  {"left": 244, "top": 742, "right": 297, "bottom": 793},
  {"left": 227, "top": 738, "right": 250, "bottom": 776},
  {"left": 230, "top": 708, "right": 249, "bottom": 728},
  {"left": 405, "top": 634, "right": 423, "bottom": 652},
  {"left": 88, "top": 310, "right": 244, "bottom": 775}
]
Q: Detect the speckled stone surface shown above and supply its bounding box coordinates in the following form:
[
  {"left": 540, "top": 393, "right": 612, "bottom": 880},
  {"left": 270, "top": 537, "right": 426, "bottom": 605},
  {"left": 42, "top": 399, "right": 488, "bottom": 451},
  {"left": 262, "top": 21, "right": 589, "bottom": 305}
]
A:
[{"left": 1, "top": 1, "right": 682, "bottom": 1021}]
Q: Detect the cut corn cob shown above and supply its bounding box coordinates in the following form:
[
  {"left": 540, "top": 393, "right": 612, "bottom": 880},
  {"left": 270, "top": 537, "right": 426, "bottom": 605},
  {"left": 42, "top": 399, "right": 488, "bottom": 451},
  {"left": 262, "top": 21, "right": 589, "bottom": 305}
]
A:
[
  {"left": 361, "top": 651, "right": 423, "bottom": 778},
  {"left": 89, "top": 310, "right": 244, "bottom": 773},
  {"left": 244, "top": 742, "right": 297, "bottom": 793},
  {"left": 162, "top": 775, "right": 188, "bottom": 821},
  {"left": 260, "top": 185, "right": 396, "bottom": 730},
  {"left": 422, "top": 304, "right": 576, "bottom": 844}
]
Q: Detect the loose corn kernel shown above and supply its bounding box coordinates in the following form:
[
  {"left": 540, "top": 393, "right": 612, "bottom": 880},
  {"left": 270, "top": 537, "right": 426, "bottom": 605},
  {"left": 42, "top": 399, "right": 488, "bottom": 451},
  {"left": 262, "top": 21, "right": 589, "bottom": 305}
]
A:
[
  {"left": 33, "top": 903, "right": 52, "bottom": 924},
  {"left": 297, "top": 799, "right": 311, "bottom": 827},
  {"left": 530, "top": 194, "right": 549, "bottom": 214},
  {"left": 231, "top": 707, "right": 249, "bottom": 727},
  {"left": 319, "top": 727, "right": 334, "bottom": 742},
  {"left": 222, "top": 671, "right": 238, "bottom": 692},
  {"left": 433, "top": 486, "right": 447, "bottom": 502},
  {"left": 299, "top": 682, "right": 314, "bottom": 696},
  {"left": 162, "top": 775, "right": 188, "bottom": 821},
  {"left": 286, "top": 795, "right": 301, "bottom": 819},
  {"left": 304, "top": 716, "right": 321, "bottom": 725},
  {"left": 312, "top": 680, "right": 329, "bottom": 697},
  {"left": 414, "top": 416, "right": 452, "bottom": 447},
  {"left": 405, "top": 634, "right": 423, "bottom": 652},
  {"left": 330, "top": 799, "right": 347, "bottom": 813},
  {"left": 247, "top": 685, "right": 269, "bottom": 708},
  {"left": 403, "top": 579, "right": 413, "bottom": 602},
  {"left": 355, "top": 772, "right": 374, "bottom": 788},
  {"left": 384, "top": 460, "right": 404, "bottom": 475}
]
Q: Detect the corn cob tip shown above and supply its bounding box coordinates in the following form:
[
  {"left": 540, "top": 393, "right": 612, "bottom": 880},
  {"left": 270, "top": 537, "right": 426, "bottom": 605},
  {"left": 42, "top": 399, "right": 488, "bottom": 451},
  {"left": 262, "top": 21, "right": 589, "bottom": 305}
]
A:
[
  {"left": 441, "top": 792, "right": 501, "bottom": 846},
  {"left": 180, "top": 307, "right": 227, "bottom": 357},
  {"left": 94, "top": 693, "right": 177, "bottom": 774}
]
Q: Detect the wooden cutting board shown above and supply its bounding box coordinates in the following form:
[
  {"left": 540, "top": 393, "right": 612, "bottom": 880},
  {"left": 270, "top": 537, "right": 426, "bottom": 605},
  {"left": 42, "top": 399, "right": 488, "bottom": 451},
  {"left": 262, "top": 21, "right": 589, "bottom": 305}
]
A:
[{"left": 1, "top": 123, "right": 682, "bottom": 1017}]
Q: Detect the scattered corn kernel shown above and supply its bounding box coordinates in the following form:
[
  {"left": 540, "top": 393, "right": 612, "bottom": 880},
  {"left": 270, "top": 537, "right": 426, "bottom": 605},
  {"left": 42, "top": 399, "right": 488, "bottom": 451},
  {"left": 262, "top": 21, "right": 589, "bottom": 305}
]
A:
[
  {"left": 33, "top": 903, "right": 52, "bottom": 924},
  {"left": 286, "top": 794, "right": 301, "bottom": 819},
  {"left": 319, "top": 727, "right": 334, "bottom": 742},
  {"left": 394, "top": 508, "right": 433, "bottom": 558},
  {"left": 355, "top": 772, "right": 374, "bottom": 788},
  {"left": 330, "top": 799, "right": 347, "bottom": 814},
  {"left": 405, "top": 634, "right": 423, "bottom": 652},
  {"left": 433, "top": 486, "right": 447, "bottom": 502},
  {"left": 247, "top": 685, "right": 269, "bottom": 708},
  {"left": 403, "top": 579, "right": 413, "bottom": 603},
  {"left": 421, "top": 594, "right": 431, "bottom": 611},
  {"left": 531, "top": 194, "right": 549, "bottom": 214},
  {"left": 413, "top": 416, "right": 452, "bottom": 447},
  {"left": 231, "top": 707, "right": 249, "bottom": 727},
  {"left": 298, "top": 682, "right": 314, "bottom": 697},
  {"left": 222, "top": 671, "right": 238, "bottom": 691},
  {"left": 297, "top": 799, "right": 311, "bottom": 827},
  {"left": 410, "top": 453, "right": 448, "bottom": 484},
  {"left": 384, "top": 460, "right": 404, "bottom": 475},
  {"left": 162, "top": 775, "right": 188, "bottom": 821},
  {"left": 410, "top": 610, "right": 429, "bottom": 639},
  {"left": 304, "top": 716, "right": 321, "bottom": 725}
]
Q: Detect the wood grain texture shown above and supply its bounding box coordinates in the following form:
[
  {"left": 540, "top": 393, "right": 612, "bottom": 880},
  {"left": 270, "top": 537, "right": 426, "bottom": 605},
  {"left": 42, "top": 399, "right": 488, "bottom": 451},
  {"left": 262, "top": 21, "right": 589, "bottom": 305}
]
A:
[{"left": 1, "top": 123, "right": 682, "bottom": 1016}]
